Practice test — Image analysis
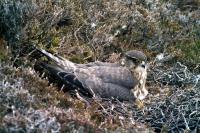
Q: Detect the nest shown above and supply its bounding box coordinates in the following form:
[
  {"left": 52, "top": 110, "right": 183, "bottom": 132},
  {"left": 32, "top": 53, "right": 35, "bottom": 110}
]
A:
[{"left": 90, "top": 62, "right": 200, "bottom": 132}]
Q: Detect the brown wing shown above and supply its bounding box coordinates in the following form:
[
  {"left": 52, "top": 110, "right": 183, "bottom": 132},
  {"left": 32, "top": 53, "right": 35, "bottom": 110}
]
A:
[
  {"left": 92, "top": 66, "right": 137, "bottom": 89},
  {"left": 84, "top": 77, "right": 136, "bottom": 101}
]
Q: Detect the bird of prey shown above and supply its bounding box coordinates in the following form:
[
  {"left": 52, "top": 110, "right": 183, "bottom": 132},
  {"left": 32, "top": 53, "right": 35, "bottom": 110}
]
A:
[{"left": 36, "top": 48, "right": 148, "bottom": 101}]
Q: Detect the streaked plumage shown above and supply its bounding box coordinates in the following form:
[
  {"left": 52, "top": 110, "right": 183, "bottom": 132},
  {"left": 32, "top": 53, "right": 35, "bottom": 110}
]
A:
[{"left": 36, "top": 48, "right": 148, "bottom": 101}]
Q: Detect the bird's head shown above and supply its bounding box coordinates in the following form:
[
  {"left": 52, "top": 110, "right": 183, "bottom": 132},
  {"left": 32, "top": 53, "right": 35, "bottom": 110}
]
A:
[
  {"left": 120, "top": 50, "right": 147, "bottom": 70},
  {"left": 120, "top": 50, "right": 148, "bottom": 100}
]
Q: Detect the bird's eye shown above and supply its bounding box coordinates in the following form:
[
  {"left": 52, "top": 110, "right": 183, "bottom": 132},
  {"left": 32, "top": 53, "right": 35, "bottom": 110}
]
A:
[
  {"left": 141, "top": 64, "right": 145, "bottom": 68},
  {"left": 130, "top": 58, "right": 137, "bottom": 62},
  {"left": 127, "top": 57, "right": 139, "bottom": 63}
]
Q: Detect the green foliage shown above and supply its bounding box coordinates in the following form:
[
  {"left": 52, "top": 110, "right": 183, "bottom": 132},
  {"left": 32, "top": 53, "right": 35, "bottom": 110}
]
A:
[{"left": 177, "top": 39, "right": 200, "bottom": 64}]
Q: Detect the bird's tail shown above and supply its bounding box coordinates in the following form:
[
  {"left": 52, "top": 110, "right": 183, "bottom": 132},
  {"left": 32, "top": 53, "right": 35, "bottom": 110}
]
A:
[
  {"left": 39, "top": 62, "right": 91, "bottom": 96},
  {"left": 36, "top": 48, "right": 76, "bottom": 72},
  {"left": 39, "top": 62, "right": 64, "bottom": 75}
]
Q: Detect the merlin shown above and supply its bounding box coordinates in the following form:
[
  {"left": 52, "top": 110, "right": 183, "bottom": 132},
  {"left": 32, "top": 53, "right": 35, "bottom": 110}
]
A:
[{"left": 36, "top": 48, "right": 148, "bottom": 101}]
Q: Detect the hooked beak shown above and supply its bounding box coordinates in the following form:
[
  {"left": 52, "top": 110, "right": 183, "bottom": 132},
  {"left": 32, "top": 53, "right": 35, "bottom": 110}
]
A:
[
  {"left": 140, "top": 61, "right": 149, "bottom": 70},
  {"left": 140, "top": 61, "right": 146, "bottom": 68}
]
